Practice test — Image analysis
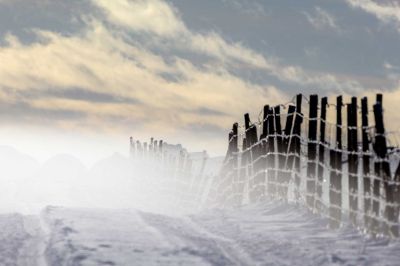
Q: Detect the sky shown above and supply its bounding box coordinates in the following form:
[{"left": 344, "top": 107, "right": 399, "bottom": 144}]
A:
[{"left": 1, "top": 0, "right": 400, "bottom": 165}]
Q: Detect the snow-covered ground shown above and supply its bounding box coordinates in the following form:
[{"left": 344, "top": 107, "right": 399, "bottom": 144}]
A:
[
  {"left": 1, "top": 146, "right": 400, "bottom": 265},
  {"left": 2, "top": 202, "right": 399, "bottom": 265}
]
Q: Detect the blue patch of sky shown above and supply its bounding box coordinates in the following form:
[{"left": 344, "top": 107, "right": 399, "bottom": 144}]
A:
[
  {"left": 171, "top": 0, "right": 400, "bottom": 89},
  {"left": 0, "top": 0, "right": 92, "bottom": 45}
]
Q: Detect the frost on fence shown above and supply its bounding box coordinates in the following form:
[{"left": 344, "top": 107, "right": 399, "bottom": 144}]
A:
[
  {"left": 208, "top": 93, "right": 400, "bottom": 238},
  {"left": 128, "top": 137, "right": 221, "bottom": 214}
]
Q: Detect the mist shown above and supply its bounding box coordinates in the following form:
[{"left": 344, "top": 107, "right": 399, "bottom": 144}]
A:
[{"left": 0, "top": 142, "right": 223, "bottom": 215}]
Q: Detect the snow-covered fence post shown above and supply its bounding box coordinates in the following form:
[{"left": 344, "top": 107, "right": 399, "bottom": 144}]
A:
[
  {"left": 218, "top": 124, "right": 237, "bottom": 206},
  {"left": 282, "top": 105, "right": 296, "bottom": 200},
  {"left": 149, "top": 137, "right": 154, "bottom": 160},
  {"left": 361, "top": 97, "right": 372, "bottom": 229},
  {"left": 257, "top": 105, "right": 269, "bottom": 202},
  {"left": 391, "top": 163, "right": 400, "bottom": 237},
  {"left": 158, "top": 140, "right": 164, "bottom": 166},
  {"left": 306, "top": 94, "right": 318, "bottom": 210},
  {"left": 130, "top": 137, "right": 135, "bottom": 159},
  {"left": 229, "top": 123, "right": 240, "bottom": 206},
  {"left": 244, "top": 114, "right": 259, "bottom": 203},
  {"left": 371, "top": 96, "right": 385, "bottom": 234},
  {"left": 293, "top": 95, "right": 303, "bottom": 201},
  {"left": 143, "top": 142, "right": 148, "bottom": 160},
  {"left": 316, "top": 97, "right": 327, "bottom": 212},
  {"left": 274, "top": 106, "right": 285, "bottom": 200},
  {"left": 347, "top": 97, "right": 359, "bottom": 226},
  {"left": 153, "top": 140, "right": 158, "bottom": 159},
  {"left": 136, "top": 140, "right": 142, "bottom": 159},
  {"left": 329, "top": 95, "right": 343, "bottom": 229},
  {"left": 252, "top": 118, "right": 266, "bottom": 203},
  {"left": 372, "top": 95, "right": 395, "bottom": 236},
  {"left": 267, "top": 107, "right": 276, "bottom": 198},
  {"left": 238, "top": 128, "right": 249, "bottom": 205}
]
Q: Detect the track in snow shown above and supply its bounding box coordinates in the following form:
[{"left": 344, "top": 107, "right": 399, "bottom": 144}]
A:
[
  {"left": 40, "top": 203, "right": 400, "bottom": 265},
  {"left": 2, "top": 202, "right": 400, "bottom": 265}
]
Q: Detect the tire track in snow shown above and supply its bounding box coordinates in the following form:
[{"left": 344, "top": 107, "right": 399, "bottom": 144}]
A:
[
  {"left": 138, "top": 211, "right": 256, "bottom": 265},
  {"left": 19, "top": 215, "right": 49, "bottom": 266}
]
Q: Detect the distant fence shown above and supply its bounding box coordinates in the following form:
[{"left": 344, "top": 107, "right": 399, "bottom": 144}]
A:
[
  {"left": 129, "top": 138, "right": 217, "bottom": 213},
  {"left": 208, "top": 94, "right": 400, "bottom": 238}
]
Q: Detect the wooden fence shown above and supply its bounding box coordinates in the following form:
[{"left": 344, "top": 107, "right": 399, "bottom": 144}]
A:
[
  {"left": 208, "top": 94, "right": 400, "bottom": 238},
  {"left": 129, "top": 138, "right": 214, "bottom": 213}
]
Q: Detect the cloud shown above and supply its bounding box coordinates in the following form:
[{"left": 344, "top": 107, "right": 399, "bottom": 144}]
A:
[
  {"left": 90, "top": 0, "right": 362, "bottom": 92},
  {"left": 0, "top": 0, "right": 374, "bottom": 155},
  {"left": 304, "top": 7, "right": 340, "bottom": 31},
  {"left": 92, "top": 0, "right": 186, "bottom": 37},
  {"left": 0, "top": 19, "right": 284, "bottom": 138},
  {"left": 346, "top": 0, "right": 400, "bottom": 31}
]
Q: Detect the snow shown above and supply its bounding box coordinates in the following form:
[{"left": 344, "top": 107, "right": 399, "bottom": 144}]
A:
[
  {"left": 1, "top": 146, "right": 400, "bottom": 265},
  {"left": 2, "top": 202, "right": 393, "bottom": 265},
  {"left": 0, "top": 213, "right": 34, "bottom": 265}
]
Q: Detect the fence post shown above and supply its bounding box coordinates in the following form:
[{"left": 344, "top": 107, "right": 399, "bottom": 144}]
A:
[
  {"left": 307, "top": 95, "right": 318, "bottom": 210},
  {"left": 282, "top": 105, "right": 296, "bottom": 200},
  {"left": 373, "top": 95, "right": 394, "bottom": 236},
  {"left": 316, "top": 97, "right": 327, "bottom": 212},
  {"left": 391, "top": 162, "right": 400, "bottom": 237},
  {"left": 136, "top": 141, "right": 143, "bottom": 159},
  {"left": 149, "top": 137, "right": 154, "bottom": 159},
  {"left": 230, "top": 123, "right": 240, "bottom": 206},
  {"left": 143, "top": 142, "right": 148, "bottom": 160},
  {"left": 261, "top": 105, "right": 270, "bottom": 140},
  {"left": 348, "top": 97, "right": 359, "bottom": 226},
  {"left": 237, "top": 135, "right": 248, "bottom": 206},
  {"left": 274, "top": 106, "right": 285, "bottom": 199},
  {"left": 267, "top": 107, "right": 276, "bottom": 197},
  {"left": 245, "top": 113, "right": 258, "bottom": 148},
  {"left": 245, "top": 113, "right": 259, "bottom": 203},
  {"left": 361, "top": 97, "right": 371, "bottom": 229},
  {"left": 257, "top": 105, "right": 269, "bottom": 200},
  {"left": 329, "top": 95, "right": 343, "bottom": 229},
  {"left": 130, "top": 137, "right": 135, "bottom": 158},
  {"left": 294, "top": 94, "right": 303, "bottom": 201}
]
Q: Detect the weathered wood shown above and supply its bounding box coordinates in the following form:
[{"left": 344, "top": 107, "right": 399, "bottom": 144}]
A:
[
  {"left": 237, "top": 137, "right": 248, "bottom": 205},
  {"left": 267, "top": 107, "right": 276, "bottom": 197},
  {"left": 294, "top": 94, "right": 303, "bottom": 200},
  {"left": 245, "top": 113, "right": 262, "bottom": 203},
  {"left": 261, "top": 105, "right": 270, "bottom": 140},
  {"left": 281, "top": 105, "right": 296, "bottom": 200},
  {"left": 143, "top": 142, "right": 148, "bottom": 159},
  {"left": 243, "top": 113, "right": 258, "bottom": 203},
  {"left": 149, "top": 137, "right": 154, "bottom": 158},
  {"left": 130, "top": 137, "right": 135, "bottom": 158},
  {"left": 316, "top": 97, "right": 327, "bottom": 212},
  {"left": 230, "top": 123, "right": 241, "bottom": 206},
  {"left": 159, "top": 140, "right": 164, "bottom": 163},
  {"left": 220, "top": 124, "right": 238, "bottom": 206},
  {"left": 391, "top": 162, "right": 400, "bottom": 237},
  {"left": 361, "top": 97, "right": 371, "bottom": 229},
  {"left": 373, "top": 95, "right": 395, "bottom": 236},
  {"left": 258, "top": 105, "right": 270, "bottom": 200},
  {"left": 329, "top": 95, "right": 343, "bottom": 229},
  {"left": 307, "top": 94, "right": 318, "bottom": 209},
  {"left": 285, "top": 105, "right": 297, "bottom": 169},
  {"left": 136, "top": 140, "right": 143, "bottom": 159},
  {"left": 348, "top": 97, "right": 358, "bottom": 226},
  {"left": 274, "top": 106, "right": 285, "bottom": 199}
]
